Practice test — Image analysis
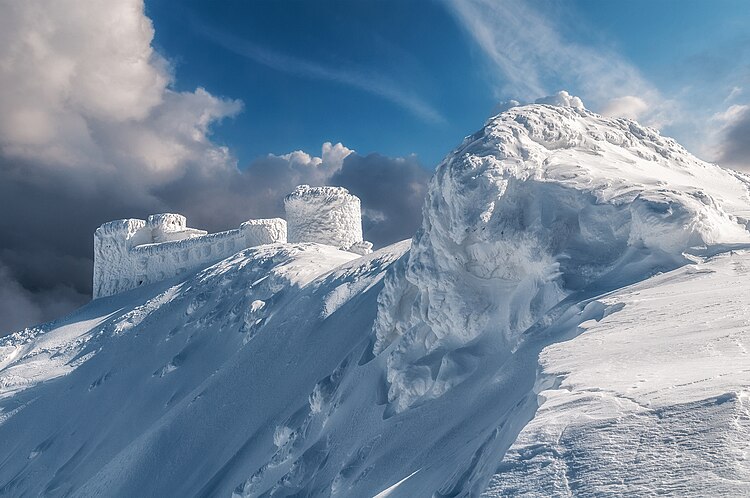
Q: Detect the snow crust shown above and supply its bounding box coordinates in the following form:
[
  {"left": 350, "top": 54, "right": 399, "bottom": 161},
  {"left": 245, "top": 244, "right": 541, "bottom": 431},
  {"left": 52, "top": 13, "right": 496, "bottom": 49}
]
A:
[
  {"left": 93, "top": 215, "right": 286, "bottom": 298},
  {"left": 285, "top": 185, "right": 373, "bottom": 255},
  {"left": 1, "top": 97, "right": 750, "bottom": 497},
  {"left": 374, "top": 101, "right": 750, "bottom": 412}
]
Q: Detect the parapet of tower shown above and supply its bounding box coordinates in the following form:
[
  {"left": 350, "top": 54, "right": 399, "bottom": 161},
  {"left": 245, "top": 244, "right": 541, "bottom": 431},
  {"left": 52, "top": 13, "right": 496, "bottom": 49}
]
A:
[
  {"left": 93, "top": 215, "right": 286, "bottom": 298},
  {"left": 284, "top": 185, "right": 373, "bottom": 255}
]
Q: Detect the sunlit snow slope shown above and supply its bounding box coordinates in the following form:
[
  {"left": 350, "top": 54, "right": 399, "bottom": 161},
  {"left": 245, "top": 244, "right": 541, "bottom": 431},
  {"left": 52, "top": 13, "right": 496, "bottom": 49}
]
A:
[
  {"left": 482, "top": 252, "right": 750, "bottom": 497},
  {"left": 1, "top": 97, "right": 749, "bottom": 497}
]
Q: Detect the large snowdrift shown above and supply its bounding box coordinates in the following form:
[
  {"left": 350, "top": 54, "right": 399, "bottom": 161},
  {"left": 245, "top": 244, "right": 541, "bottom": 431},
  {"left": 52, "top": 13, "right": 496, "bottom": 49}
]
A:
[
  {"left": 1, "top": 95, "right": 749, "bottom": 497},
  {"left": 374, "top": 99, "right": 750, "bottom": 413},
  {"left": 483, "top": 251, "right": 750, "bottom": 497}
]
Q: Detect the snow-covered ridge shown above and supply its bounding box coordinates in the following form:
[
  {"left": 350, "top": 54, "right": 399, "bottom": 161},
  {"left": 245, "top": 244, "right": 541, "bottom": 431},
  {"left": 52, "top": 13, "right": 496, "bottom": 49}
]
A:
[
  {"left": 94, "top": 185, "right": 373, "bottom": 298},
  {"left": 374, "top": 98, "right": 750, "bottom": 413}
]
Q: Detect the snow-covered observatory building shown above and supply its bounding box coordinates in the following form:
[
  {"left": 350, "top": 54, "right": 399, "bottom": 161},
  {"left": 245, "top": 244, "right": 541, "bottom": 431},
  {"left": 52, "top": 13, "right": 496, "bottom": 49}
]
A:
[
  {"left": 93, "top": 186, "right": 371, "bottom": 298},
  {"left": 284, "top": 185, "right": 373, "bottom": 255},
  {"left": 93, "top": 214, "right": 287, "bottom": 298}
]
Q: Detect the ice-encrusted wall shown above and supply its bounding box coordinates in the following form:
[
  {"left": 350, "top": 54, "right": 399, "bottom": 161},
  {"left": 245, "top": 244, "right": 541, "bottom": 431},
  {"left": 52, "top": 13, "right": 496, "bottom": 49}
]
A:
[
  {"left": 93, "top": 215, "right": 287, "bottom": 298},
  {"left": 284, "top": 185, "right": 373, "bottom": 255}
]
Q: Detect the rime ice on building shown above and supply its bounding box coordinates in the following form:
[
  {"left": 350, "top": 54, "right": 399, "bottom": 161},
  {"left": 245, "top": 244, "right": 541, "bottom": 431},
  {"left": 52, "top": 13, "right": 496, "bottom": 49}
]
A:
[
  {"left": 93, "top": 185, "right": 372, "bottom": 298},
  {"left": 284, "top": 185, "right": 373, "bottom": 255},
  {"left": 93, "top": 215, "right": 286, "bottom": 298}
]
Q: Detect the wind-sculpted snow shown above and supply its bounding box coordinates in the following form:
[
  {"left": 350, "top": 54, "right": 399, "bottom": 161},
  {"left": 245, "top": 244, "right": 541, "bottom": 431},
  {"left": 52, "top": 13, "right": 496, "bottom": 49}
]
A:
[
  {"left": 1, "top": 98, "right": 749, "bottom": 497},
  {"left": 374, "top": 102, "right": 750, "bottom": 412}
]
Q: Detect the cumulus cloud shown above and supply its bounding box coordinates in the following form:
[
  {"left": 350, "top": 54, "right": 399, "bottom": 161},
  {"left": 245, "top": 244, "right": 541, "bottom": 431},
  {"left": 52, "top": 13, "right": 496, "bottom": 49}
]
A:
[
  {"left": 156, "top": 143, "right": 428, "bottom": 246},
  {"left": 535, "top": 91, "right": 584, "bottom": 109},
  {"left": 0, "top": 0, "right": 242, "bottom": 179},
  {"left": 446, "top": 0, "right": 670, "bottom": 126},
  {"left": 0, "top": 0, "right": 431, "bottom": 335}
]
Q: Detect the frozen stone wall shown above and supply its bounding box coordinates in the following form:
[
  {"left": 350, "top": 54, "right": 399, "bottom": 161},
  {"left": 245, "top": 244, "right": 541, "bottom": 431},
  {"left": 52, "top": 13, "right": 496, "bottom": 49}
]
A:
[
  {"left": 284, "top": 185, "right": 372, "bottom": 255},
  {"left": 93, "top": 215, "right": 286, "bottom": 298}
]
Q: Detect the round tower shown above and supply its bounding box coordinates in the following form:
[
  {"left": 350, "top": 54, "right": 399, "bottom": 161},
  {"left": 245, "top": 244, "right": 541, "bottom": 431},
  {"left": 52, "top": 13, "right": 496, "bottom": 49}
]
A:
[{"left": 284, "top": 185, "right": 372, "bottom": 254}]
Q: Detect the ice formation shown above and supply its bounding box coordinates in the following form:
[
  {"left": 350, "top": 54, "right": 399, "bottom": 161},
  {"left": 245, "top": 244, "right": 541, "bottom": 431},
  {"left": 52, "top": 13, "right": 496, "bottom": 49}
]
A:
[
  {"left": 285, "top": 185, "right": 373, "bottom": 255},
  {"left": 374, "top": 97, "right": 750, "bottom": 413},
  {"left": 93, "top": 214, "right": 287, "bottom": 298}
]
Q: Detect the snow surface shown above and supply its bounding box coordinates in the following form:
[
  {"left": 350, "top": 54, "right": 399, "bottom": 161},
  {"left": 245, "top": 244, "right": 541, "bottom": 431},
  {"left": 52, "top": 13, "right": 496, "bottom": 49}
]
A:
[
  {"left": 1, "top": 96, "right": 749, "bottom": 496},
  {"left": 285, "top": 185, "right": 373, "bottom": 255},
  {"left": 482, "top": 252, "right": 750, "bottom": 497}
]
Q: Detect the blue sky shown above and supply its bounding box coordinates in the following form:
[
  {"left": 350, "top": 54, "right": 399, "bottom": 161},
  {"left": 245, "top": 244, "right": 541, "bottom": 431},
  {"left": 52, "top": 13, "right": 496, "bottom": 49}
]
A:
[{"left": 146, "top": 0, "right": 750, "bottom": 167}]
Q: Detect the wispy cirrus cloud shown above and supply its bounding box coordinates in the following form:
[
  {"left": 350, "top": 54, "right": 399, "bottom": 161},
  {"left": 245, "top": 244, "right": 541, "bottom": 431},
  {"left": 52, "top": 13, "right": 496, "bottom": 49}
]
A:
[
  {"left": 444, "top": 0, "right": 671, "bottom": 124},
  {"left": 193, "top": 21, "right": 445, "bottom": 124}
]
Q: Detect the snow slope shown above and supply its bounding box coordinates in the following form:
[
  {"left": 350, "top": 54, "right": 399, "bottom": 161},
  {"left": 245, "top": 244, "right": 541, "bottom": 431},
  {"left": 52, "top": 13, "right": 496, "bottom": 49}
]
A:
[
  {"left": 483, "top": 251, "right": 750, "bottom": 497},
  {"left": 1, "top": 97, "right": 749, "bottom": 496}
]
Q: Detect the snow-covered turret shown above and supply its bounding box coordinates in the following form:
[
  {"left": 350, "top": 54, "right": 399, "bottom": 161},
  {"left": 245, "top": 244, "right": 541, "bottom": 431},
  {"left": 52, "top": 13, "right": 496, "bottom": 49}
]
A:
[
  {"left": 147, "top": 213, "right": 206, "bottom": 243},
  {"left": 284, "top": 185, "right": 373, "bottom": 255},
  {"left": 93, "top": 215, "right": 286, "bottom": 298}
]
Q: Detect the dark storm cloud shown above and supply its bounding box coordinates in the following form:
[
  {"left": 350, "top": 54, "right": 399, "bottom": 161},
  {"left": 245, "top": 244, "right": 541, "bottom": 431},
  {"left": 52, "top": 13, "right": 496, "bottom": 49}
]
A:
[
  {"left": 332, "top": 154, "right": 430, "bottom": 247},
  {"left": 0, "top": 155, "right": 157, "bottom": 336},
  {"left": 715, "top": 105, "right": 750, "bottom": 170}
]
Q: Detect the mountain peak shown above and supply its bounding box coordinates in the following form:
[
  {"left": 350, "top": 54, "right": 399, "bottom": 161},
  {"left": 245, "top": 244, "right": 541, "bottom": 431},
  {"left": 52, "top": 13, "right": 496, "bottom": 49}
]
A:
[{"left": 375, "top": 103, "right": 750, "bottom": 412}]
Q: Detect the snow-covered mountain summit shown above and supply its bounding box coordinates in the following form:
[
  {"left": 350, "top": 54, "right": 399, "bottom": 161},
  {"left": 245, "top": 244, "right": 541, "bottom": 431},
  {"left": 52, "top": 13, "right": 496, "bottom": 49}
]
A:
[
  {"left": 1, "top": 95, "right": 749, "bottom": 497},
  {"left": 376, "top": 95, "right": 750, "bottom": 413}
]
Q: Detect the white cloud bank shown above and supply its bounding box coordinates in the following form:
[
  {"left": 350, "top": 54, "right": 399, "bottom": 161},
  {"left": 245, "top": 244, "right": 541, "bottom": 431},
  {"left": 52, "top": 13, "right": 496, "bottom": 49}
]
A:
[
  {"left": 710, "top": 104, "right": 750, "bottom": 170},
  {"left": 0, "top": 0, "right": 243, "bottom": 182},
  {"left": 535, "top": 91, "right": 584, "bottom": 109}
]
